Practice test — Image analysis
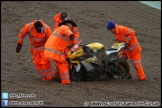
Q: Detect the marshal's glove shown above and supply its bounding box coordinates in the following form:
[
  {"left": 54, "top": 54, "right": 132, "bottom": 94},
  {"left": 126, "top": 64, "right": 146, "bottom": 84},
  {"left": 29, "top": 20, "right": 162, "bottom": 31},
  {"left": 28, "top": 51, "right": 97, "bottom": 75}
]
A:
[
  {"left": 66, "top": 58, "right": 71, "bottom": 63},
  {"left": 124, "top": 42, "right": 129, "bottom": 48},
  {"left": 69, "top": 34, "right": 74, "bottom": 41},
  {"left": 66, "top": 57, "right": 72, "bottom": 70},
  {"left": 16, "top": 43, "right": 22, "bottom": 53},
  {"left": 68, "top": 44, "right": 74, "bottom": 49}
]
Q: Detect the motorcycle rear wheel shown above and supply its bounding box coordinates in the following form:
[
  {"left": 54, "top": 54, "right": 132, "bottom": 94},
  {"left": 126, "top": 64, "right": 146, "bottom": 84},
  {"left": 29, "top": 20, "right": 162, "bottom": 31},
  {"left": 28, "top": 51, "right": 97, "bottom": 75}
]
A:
[
  {"left": 105, "top": 59, "right": 130, "bottom": 79},
  {"left": 115, "top": 59, "right": 130, "bottom": 79}
]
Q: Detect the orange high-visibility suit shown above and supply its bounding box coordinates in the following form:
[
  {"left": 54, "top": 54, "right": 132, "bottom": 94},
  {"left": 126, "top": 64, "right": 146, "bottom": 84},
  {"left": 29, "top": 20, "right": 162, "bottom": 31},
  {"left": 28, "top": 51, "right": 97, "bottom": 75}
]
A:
[
  {"left": 115, "top": 24, "right": 146, "bottom": 81},
  {"left": 67, "top": 26, "right": 80, "bottom": 51},
  {"left": 44, "top": 25, "right": 73, "bottom": 84},
  {"left": 69, "top": 27, "right": 79, "bottom": 45},
  {"left": 17, "top": 20, "right": 52, "bottom": 80},
  {"left": 53, "top": 13, "right": 63, "bottom": 31}
]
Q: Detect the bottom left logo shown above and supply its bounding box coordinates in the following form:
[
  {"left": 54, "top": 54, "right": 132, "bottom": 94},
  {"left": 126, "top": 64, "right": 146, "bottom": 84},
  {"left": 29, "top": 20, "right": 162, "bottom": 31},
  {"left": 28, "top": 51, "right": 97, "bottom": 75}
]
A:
[{"left": 2, "top": 100, "right": 8, "bottom": 107}]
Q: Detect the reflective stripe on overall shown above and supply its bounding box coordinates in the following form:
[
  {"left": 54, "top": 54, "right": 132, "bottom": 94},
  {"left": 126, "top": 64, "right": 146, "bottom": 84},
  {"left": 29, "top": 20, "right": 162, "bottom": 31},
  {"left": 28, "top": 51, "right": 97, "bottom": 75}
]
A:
[
  {"left": 72, "top": 28, "right": 79, "bottom": 41},
  {"left": 44, "top": 28, "right": 70, "bottom": 82},
  {"left": 28, "top": 22, "right": 52, "bottom": 78},
  {"left": 39, "top": 67, "right": 52, "bottom": 78},
  {"left": 44, "top": 28, "right": 69, "bottom": 58},
  {"left": 118, "top": 26, "right": 139, "bottom": 52},
  {"left": 18, "top": 22, "right": 48, "bottom": 43},
  {"left": 29, "top": 22, "right": 48, "bottom": 42},
  {"left": 118, "top": 26, "right": 145, "bottom": 80}
]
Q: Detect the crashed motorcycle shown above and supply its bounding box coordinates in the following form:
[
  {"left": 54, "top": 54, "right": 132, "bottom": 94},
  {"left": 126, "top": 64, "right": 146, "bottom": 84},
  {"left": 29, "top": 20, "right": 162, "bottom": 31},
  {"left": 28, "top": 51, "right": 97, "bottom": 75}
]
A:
[
  {"left": 105, "top": 42, "right": 130, "bottom": 79},
  {"left": 68, "top": 41, "right": 130, "bottom": 81}
]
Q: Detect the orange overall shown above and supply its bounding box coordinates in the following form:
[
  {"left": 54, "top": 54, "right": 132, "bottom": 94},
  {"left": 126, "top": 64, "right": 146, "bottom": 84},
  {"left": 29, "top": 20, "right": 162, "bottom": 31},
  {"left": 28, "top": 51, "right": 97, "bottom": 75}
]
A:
[
  {"left": 53, "top": 13, "right": 63, "bottom": 31},
  {"left": 44, "top": 25, "right": 73, "bottom": 84},
  {"left": 70, "top": 27, "right": 79, "bottom": 45},
  {"left": 115, "top": 24, "right": 146, "bottom": 81},
  {"left": 17, "top": 20, "right": 52, "bottom": 80},
  {"left": 67, "top": 26, "right": 80, "bottom": 52}
]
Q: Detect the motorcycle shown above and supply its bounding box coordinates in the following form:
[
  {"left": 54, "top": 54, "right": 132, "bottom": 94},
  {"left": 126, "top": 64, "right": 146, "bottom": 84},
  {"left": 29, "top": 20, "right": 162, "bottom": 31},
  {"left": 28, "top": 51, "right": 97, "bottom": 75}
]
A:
[
  {"left": 68, "top": 41, "right": 104, "bottom": 81},
  {"left": 68, "top": 40, "right": 130, "bottom": 81},
  {"left": 105, "top": 42, "right": 130, "bottom": 79}
]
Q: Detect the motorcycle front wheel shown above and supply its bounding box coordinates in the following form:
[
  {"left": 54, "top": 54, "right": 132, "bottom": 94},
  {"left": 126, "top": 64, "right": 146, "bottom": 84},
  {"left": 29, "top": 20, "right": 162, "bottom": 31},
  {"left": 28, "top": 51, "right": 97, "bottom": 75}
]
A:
[
  {"left": 81, "top": 63, "right": 102, "bottom": 81},
  {"left": 70, "top": 66, "right": 82, "bottom": 82}
]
